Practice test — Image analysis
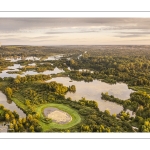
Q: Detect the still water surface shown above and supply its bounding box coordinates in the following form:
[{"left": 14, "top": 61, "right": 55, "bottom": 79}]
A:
[
  {"left": 5, "top": 55, "right": 63, "bottom": 62},
  {"left": 0, "top": 91, "right": 26, "bottom": 118},
  {"left": 0, "top": 63, "right": 64, "bottom": 78},
  {"left": 46, "top": 77, "right": 134, "bottom": 115},
  {"left": 1, "top": 55, "right": 135, "bottom": 116}
]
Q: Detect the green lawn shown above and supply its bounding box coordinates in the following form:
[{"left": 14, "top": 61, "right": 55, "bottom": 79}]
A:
[
  {"left": 11, "top": 97, "right": 28, "bottom": 112},
  {"left": 36, "top": 103, "right": 81, "bottom": 131}
]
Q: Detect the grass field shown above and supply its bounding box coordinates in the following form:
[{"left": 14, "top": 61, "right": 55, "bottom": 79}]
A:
[
  {"left": 36, "top": 103, "right": 81, "bottom": 131},
  {"left": 11, "top": 97, "right": 28, "bottom": 112}
]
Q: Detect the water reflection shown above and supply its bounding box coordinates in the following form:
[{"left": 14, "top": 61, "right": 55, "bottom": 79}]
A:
[
  {"left": 0, "top": 70, "right": 19, "bottom": 78},
  {"left": 5, "top": 56, "right": 22, "bottom": 62},
  {"left": 25, "top": 56, "right": 40, "bottom": 61},
  {"left": 28, "top": 63, "right": 36, "bottom": 66},
  {"left": 5, "top": 56, "right": 40, "bottom": 62},
  {"left": 7, "top": 99, "right": 12, "bottom": 104},
  {"left": 0, "top": 65, "right": 64, "bottom": 78},
  {"left": 22, "top": 67, "right": 64, "bottom": 76},
  {"left": 46, "top": 77, "right": 134, "bottom": 115},
  {"left": 0, "top": 64, "right": 24, "bottom": 78},
  {"left": 0, "top": 91, "right": 26, "bottom": 118},
  {"left": 44, "top": 55, "right": 64, "bottom": 61},
  {"left": 126, "top": 109, "right": 135, "bottom": 117},
  {"left": 7, "top": 64, "right": 24, "bottom": 70},
  {"left": 5, "top": 55, "right": 63, "bottom": 62}
]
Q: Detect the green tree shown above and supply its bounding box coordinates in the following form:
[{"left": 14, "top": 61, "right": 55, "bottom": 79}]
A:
[
  {"left": 70, "top": 85, "right": 76, "bottom": 92},
  {"left": 5, "top": 87, "right": 13, "bottom": 98},
  {"left": 14, "top": 79, "right": 20, "bottom": 84},
  {"left": 5, "top": 113, "right": 10, "bottom": 122},
  {"left": 104, "top": 110, "right": 110, "bottom": 115},
  {"left": 29, "top": 125, "right": 34, "bottom": 132}
]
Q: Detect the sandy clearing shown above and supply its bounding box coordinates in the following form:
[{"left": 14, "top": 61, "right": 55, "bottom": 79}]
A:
[{"left": 44, "top": 107, "right": 72, "bottom": 124}]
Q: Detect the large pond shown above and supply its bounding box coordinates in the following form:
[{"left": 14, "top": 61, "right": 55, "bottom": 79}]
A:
[
  {"left": 0, "top": 91, "right": 26, "bottom": 118},
  {"left": 46, "top": 77, "right": 134, "bottom": 115}
]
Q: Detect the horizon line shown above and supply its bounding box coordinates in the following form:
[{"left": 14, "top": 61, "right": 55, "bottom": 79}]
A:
[{"left": 1, "top": 44, "right": 150, "bottom": 46}]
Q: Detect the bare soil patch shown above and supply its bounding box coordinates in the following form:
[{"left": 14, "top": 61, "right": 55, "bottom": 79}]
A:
[{"left": 44, "top": 107, "right": 72, "bottom": 124}]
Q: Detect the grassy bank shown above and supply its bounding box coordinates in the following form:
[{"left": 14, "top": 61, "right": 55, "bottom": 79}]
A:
[{"left": 36, "top": 103, "right": 81, "bottom": 131}]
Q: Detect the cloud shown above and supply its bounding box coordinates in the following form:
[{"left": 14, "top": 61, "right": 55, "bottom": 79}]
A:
[
  {"left": 115, "top": 34, "right": 145, "bottom": 38},
  {"left": 46, "top": 31, "right": 75, "bottom": 34},
  {"left": 128, "top": 39, "right": 150, "bottom": 42},
  {"left": 115, "top": 31, "right": 150, "bottom": 38},
  {"left": 1, "top": 18, "right": 150, "bottom": 45},
  {"left": 123, "top": 31, "right": 150, "bottom": 34},
  {"left": 45, "top": 29, "right": 101, "bottom": 34},
  {"left": 1, "top": 18, "right": 150, "bottom": 33},
  {"left": 30, "top": 35, "right": 57, "bottom": 39}
]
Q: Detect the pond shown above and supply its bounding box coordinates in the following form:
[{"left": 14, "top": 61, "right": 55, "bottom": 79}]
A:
[
  {"left": 5, "top": 54, "right": 64, "bottom": 62},
  {"left": 21, "top": 67, "right": 64, "bottom": 76},
  {"left": 46, "top": 77, "right": 134, "bottom": 115},
  {"left": 0, "top": 91, "right": 26, "bottom": 118},
  {"left": 43, "top": 54, "right": 64, "bottom": 61},
  {"left": 5, "top": 56, "right": 40, "bottom": 62},
  {"left": 0, "top": 63, "right": 64, "bottom": 78},
  {"left": 0, "top": 64, "right": 24, "bottom": 78},
  {"left": 28, "top": 63, "right": 36, "bottom": 66}
]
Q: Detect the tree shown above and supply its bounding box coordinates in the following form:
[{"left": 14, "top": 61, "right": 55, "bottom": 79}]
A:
[
  {"left": 25, "top": 99, "right": 31, "bottom": 106},
  {"left": 22, "top": 118, "right": 26, "bottom": 124},
  {"left": 5, "top": 113, "right": 10, "bottom": 121},
  {"left": 12, "top": 119, "right": 16, "bottom": 125},
  {"left": 13, "top": 111, "right": 19, "bottom": 119},
  {"left": 112, "top": 114, "right": 116, "bottom": 118},
  {"left": 9, "top": 123, "right": 14, "bottom": 130},
  {"left": 81, "top": 125, "right": 90, "bottom": 132},
  {"left": 70, "top": 59, "right": 75, "bottom": 65},
  {"left": 104, "top": 110, "right": 110, "bottom": 115},
  {"left": 29, "top": 125, "right": 34, "bottom": 132},
  {"left": 14, "top": 79, "right": 20, "bottom": 84},
  {"left": 5, "top": 87, "right": 13, "bottom": 98},
  {"left": 14, "top": 124, "right": 19, "bottom": 132},
  {"left": 27, "top": 114, "right": 33, "bottom": 123},
  {"left": 0, "top": 104, "right": 4, "bottom": 109},
  {"left": 69, "top": 85, "right": 76, "bottom": 92}
]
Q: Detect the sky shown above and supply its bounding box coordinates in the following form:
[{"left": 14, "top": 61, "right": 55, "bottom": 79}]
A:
[{"left": 0, "top": 18, "right": 150, "bottom": 45}]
